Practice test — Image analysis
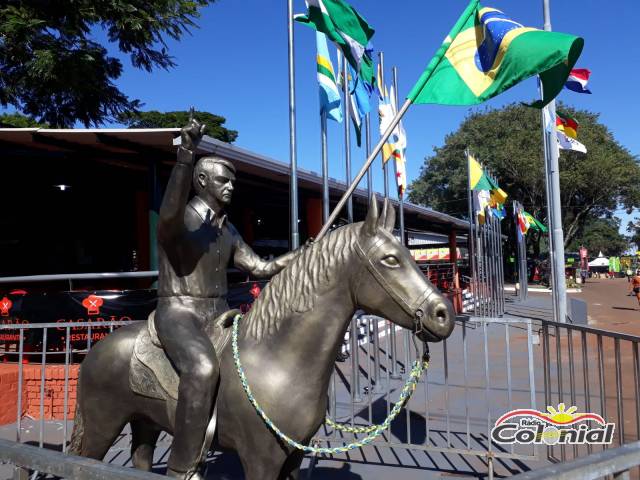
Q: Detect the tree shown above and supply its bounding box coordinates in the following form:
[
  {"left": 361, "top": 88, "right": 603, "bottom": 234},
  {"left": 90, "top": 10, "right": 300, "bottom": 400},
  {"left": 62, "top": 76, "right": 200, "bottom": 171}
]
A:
[
  {"left": 0, "top": 112, "right": 47, "bottom": 128},
  {"left": 0, "top": 0, "right": 214, "bottom": 127},
  {"left": 567, "top": 217, "right": 629, "bottom": 257},
  {"left": 118, "top": 110, "right": 238, "bottom": 143},
  {"left": 409, "top": 103, "right": 640, "bottom": 254}
]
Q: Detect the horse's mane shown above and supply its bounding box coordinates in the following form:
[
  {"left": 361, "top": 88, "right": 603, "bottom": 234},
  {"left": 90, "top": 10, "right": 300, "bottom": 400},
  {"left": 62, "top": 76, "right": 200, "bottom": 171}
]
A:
[{"left": 242, "top": 223, "right": 360, "bottom": 341}]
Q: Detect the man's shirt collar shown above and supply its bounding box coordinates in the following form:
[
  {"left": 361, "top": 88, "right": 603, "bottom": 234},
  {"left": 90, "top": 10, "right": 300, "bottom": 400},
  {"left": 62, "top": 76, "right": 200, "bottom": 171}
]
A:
[{"left": 189, "top": 196, "right": 227, "bottom": 228}]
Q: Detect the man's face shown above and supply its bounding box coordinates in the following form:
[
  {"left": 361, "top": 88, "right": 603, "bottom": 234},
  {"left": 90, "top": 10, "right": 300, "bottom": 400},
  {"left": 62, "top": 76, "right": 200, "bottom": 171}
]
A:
[{"left": 208, "top": 163, "right": 235, "bottom": 206}]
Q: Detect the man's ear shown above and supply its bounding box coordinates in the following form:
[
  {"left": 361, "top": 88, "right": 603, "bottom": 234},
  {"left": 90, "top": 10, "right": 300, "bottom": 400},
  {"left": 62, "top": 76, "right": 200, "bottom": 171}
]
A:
[{"left": 198, "top": 172, "right": 207, "bottom": 190}]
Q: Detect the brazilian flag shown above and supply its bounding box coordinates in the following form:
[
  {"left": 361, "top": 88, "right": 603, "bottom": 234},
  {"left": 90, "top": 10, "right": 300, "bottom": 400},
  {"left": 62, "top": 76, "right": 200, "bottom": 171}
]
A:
[{"left": 408, "top": 1, "right": 583, "bottom": 107}]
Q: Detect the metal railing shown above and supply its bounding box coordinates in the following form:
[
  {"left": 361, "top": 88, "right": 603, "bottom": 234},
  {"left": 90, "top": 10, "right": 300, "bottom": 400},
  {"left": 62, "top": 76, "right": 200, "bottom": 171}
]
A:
[
  {"left": 0, "top": 320, "right": 139, "bottom": 452},
  {"left": 511, "top": 440, "right": 640, "bottom": 480},
  {"left": 0, "top": 438, "right": 164, "bottom": 479},
  {"left": 318, "top": 315, "right": 541, "bottom": 478},
  {"left": 540, "top": 319, "right": 640, "bottom": 463}
]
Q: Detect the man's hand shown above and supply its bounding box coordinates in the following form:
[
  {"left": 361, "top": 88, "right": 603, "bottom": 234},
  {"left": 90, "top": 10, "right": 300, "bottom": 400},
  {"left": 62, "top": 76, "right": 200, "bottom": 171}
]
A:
[{"left": 180, "top": 109, "right": 206, "bottom": 152}]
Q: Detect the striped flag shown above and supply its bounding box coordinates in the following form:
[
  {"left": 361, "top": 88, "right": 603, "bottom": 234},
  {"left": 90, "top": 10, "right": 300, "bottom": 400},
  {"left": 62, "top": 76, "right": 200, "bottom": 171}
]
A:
[
  {"left": 565, "top": 68, "right": 592, "bottom": 94},
  {"left": 316, "top": 32, "right": 342, "bottom": 122}
]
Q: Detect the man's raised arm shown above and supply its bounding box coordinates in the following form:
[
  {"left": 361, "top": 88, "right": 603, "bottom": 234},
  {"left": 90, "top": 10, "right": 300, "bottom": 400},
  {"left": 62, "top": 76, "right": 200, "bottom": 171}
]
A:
[{"left": 158, "top": 118, "right": 205, "bottom": 242}]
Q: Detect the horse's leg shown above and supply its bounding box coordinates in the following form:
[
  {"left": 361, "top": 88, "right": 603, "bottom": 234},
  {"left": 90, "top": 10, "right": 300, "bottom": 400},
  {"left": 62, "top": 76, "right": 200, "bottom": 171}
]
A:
[
  {"left": 278, "top": 450, "right": 305, "bottom": 480},
  {"left": 238, "top": 445, "right": 288, "bottom": 480},
  {"left": 130, "top": 420, "right": 160, "bottom": 471},
  {"left": 80, "top": 416, "right": 128, "bottom": 461}
]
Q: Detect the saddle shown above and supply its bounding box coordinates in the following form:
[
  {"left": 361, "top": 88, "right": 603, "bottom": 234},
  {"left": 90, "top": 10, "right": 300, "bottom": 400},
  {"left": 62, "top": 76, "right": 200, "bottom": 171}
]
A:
[{"left": 129, "top": 308, "right": 239, "bottom": 402}]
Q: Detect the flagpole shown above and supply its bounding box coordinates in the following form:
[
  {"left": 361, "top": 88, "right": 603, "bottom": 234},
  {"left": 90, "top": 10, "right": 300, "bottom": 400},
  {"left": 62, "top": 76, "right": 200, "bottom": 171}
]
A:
[
  {"left": 540, "top": 82, "right": 557, "bottom": 310},
  {"left": 321, "top": 110, "right": 330, "bottom": 224},
  {"left": 379, "top": 52, "right": 389, "bottom": 199},
  {"left": 365, "top": 114, "right": 372, "bottom": 198},
  {"left": 541, "top": 0, "right": 568, "bottom": 322},
  {"left": 392, "top": 66, "right": 406, "bottom": 246},
  {"left": 287, "top": 0, "right": 299, "bottom": 249},
  {"left": 342, "top": 55, "right": 353, "bottom": 223},
  {"left": 465, "top": 150, "right": 479, "bottom": 316}
]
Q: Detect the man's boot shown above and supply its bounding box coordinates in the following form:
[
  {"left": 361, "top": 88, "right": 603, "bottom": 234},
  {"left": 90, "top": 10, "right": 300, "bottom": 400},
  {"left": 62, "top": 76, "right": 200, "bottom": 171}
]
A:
[{"left": 166, "top": 467, "right": 204, "bottom": 480}]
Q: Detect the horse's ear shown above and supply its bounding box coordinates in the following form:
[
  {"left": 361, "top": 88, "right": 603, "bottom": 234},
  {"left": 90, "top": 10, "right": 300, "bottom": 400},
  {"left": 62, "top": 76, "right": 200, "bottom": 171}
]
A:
[
  {"left": 380, "top": 198, "right": 396, "bottom": 233},
  {"left": 363, "top": 194, "right": 378, "bottom": 237}
]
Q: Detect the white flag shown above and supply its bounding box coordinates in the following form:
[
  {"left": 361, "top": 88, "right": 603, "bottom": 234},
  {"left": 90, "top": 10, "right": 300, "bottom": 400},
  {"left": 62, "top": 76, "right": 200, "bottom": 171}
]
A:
[{"left": 557, "top": 131, "right": 587, "bottom": 153}]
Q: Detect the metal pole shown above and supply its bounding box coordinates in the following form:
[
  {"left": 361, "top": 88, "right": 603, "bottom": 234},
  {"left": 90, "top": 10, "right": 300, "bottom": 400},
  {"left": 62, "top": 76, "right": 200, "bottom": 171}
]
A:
[
  {"left": 542, "top": 0, "right": 567, "bottom": 322},
  {"left": 365, "top": 114, "right": 372, "bottom": 199},
  {"left": 321, "top": 111, "right": 330, "bottom": 224},
  {"left": 365, "top": 119, "right": 380, "bottom": 389},
  {"left": 379, "top": 52, "right": 389, "bottom": 199},
  {"left": 342, "top": 55, "right": 353, "bottom": 223},
  {"left": 287, "top": 0, "right": 300, "bottom": 249},
  {"left": 148, "top": 159, "right": 160, "bottom": 271},
  {"left": 392, "top": 67, "right": 406, "bottom": 246},
  {"left": 466, "top": 150, "right": 480, "bottom": 316},
  {"left": 391, "top": 69, "right": 411, "bottom": 373}
]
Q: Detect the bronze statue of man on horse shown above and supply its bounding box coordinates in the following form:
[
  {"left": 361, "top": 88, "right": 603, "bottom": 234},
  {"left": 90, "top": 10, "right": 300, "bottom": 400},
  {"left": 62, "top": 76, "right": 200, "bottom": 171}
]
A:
[{"left": 69, "top": 117, "right": 456, "bottom": 479}]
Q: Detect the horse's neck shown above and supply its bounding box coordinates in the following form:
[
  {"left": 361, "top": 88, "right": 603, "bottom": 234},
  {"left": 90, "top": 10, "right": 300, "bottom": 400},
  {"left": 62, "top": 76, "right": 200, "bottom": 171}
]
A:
[{"left": 242, "top": 282, "right": 356, "bottom": 385}]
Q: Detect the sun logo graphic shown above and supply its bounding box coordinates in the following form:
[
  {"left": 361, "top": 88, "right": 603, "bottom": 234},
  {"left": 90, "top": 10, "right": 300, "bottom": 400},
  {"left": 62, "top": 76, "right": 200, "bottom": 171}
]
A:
[{"left": 491, "top": 403, "right": 615, "bottom": 446}]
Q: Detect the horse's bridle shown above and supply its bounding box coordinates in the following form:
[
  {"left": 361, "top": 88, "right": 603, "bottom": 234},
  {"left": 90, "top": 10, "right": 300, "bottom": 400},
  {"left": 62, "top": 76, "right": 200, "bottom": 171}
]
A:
[{"left": 354, "top": 234, "right": 437, "bottom": 336}]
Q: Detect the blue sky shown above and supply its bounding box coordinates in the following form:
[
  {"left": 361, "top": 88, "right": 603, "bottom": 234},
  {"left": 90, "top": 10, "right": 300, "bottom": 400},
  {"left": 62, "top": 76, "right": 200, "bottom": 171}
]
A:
[{"left": 11, "top": 1, "right": 640, "bottom": 231}]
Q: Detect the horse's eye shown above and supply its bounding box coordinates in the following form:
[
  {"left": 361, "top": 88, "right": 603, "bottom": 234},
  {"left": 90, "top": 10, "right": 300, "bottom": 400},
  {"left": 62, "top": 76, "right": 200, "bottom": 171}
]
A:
[{"left": 381, "top": 255, "right": 400, "bottom": 268}]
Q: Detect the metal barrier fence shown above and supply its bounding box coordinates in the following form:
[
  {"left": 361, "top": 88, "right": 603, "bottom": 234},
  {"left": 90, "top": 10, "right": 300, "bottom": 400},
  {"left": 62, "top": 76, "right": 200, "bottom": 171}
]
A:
[
  {"left": 2, "top": 316, "right": 640, "bottom": 479},
  {"left": 540, "top": 319, "right": 640, "bottom": 465},
  {"left": 511, "top": 440, "right": 640, "bottom": 480},
  {"left": 325, "top": 315, "right": 540, "bottom": 478},
  {"left": 328, "top": 314, "right": 640, "bottom": 478},
  {"left": 0, "top": 320, "right": 138, "bottom": 453}
]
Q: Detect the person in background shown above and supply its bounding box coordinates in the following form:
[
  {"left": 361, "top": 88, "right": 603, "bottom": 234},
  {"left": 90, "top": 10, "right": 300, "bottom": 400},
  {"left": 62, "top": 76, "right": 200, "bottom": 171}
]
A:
[
  {"left": 630, "top": 270, "right": 640, "bottom": 308},
  {"left": 627, "top": 267, "right": 633, "bottom": 282}
]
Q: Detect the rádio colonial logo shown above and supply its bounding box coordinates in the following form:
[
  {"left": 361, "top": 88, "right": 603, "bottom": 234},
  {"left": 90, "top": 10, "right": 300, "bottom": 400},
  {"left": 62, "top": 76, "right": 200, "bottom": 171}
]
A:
[{"left": 491, "top": 403, "right": 615, "bottom": 445}]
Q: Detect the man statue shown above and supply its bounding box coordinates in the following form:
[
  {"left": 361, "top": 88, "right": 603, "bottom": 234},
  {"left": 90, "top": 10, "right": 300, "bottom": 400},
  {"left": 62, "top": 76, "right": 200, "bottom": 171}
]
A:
[{"left": 156, "top": 116, "right": 296, "bottom": 479}]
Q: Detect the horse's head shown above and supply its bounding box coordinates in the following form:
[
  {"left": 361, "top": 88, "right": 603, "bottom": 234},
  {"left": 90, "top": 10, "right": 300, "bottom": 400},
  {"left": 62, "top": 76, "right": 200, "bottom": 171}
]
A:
[{"left": 352, "top": 197, "right": 455, "bottom": 342}]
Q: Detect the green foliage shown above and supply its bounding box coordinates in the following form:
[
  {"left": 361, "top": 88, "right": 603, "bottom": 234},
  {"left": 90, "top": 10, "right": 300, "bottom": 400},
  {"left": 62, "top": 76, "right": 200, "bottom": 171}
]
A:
[
  {"left": 118, "top": 110, "right": 238, "bottom": 143},
  {"left": 408, "top": 103, "right": 640, "bottom": 251},
  {"left": 567, "top": 217, "right": 629, "bottom": 257},
  {"left": 0, "top": 112, "right": 47, "bottom": 128},
  {"left": 0, "top": 0, "right": 214, "bottom": 127}
]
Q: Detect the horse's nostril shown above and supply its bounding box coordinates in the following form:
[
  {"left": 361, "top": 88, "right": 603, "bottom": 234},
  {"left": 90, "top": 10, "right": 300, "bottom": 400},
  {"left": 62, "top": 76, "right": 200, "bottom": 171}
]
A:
[{"left": 435, "top": 306, "right": 448, "bottom": 323}]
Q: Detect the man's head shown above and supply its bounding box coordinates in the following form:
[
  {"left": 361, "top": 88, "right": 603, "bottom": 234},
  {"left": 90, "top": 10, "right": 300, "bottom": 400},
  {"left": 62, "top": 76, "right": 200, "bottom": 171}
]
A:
[{"left": 193, "top": 156, "right": 236, "bottom": 208}]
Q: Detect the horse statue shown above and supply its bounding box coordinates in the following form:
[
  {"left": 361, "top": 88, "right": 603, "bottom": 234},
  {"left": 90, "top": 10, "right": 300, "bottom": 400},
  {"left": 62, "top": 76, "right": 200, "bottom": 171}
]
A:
[{"left": 68, "top": 197, "right": 455, "bottom": 479}]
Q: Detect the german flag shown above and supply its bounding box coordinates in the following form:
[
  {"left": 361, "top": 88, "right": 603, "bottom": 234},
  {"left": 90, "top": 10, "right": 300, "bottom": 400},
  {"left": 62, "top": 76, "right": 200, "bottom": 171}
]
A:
[{"left": 556, "top": 111, "right": 579, "bottom": 139}]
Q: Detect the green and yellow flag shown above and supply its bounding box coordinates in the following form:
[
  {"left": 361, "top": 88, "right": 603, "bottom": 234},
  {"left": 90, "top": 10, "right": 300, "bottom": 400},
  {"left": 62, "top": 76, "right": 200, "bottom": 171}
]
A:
[
  {"left": 407, "top": 1, "right": 583, "bottom": 107},
  {"left": 468, "top": 154, "right": 494, "bottom": 190},
  {"left": 523, "top": 211, "right": 548, "bottom": 233}
]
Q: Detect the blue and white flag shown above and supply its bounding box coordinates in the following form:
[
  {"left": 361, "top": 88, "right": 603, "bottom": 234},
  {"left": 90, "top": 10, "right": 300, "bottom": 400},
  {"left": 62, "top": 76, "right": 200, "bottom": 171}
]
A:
[
  {"left": 316, "top": 32, "right": 342, "bottom": 123},
  {"left": 347, "top": 63, "right": 372, "bottom": 146}
]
